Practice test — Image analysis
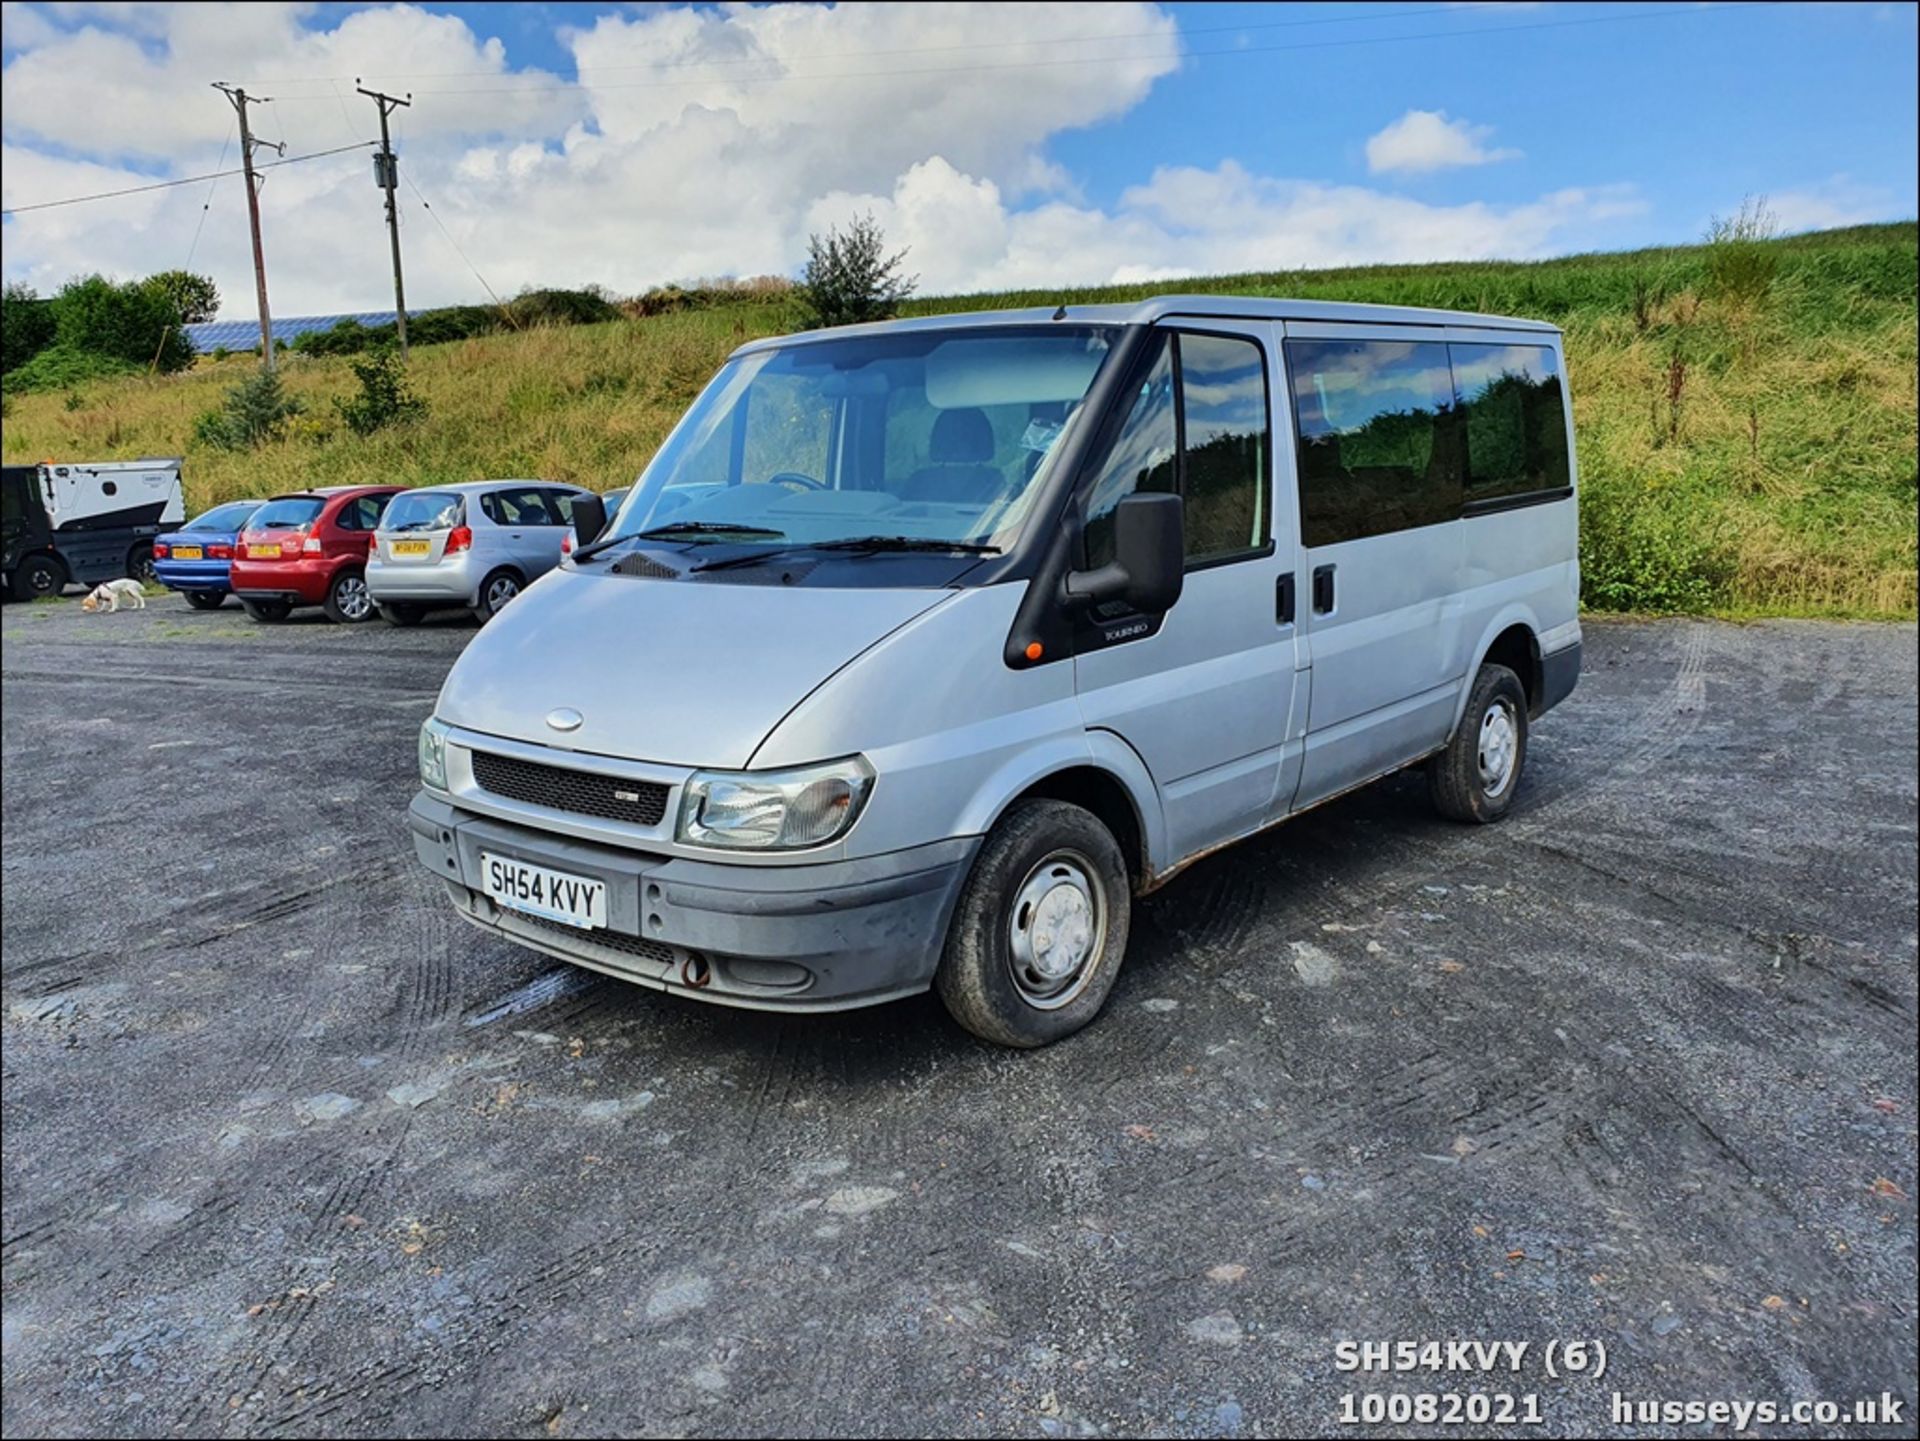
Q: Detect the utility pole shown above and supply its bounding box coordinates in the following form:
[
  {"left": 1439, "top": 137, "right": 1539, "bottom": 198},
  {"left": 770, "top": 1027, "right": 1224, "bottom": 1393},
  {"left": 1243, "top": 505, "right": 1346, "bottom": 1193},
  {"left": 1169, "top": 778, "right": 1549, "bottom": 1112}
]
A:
[
  {"left": 357, "top": 79, "right": 412, "bottom": 357},
  {"left": 212, "top": 82, "right": 284, "bottom": 371}
]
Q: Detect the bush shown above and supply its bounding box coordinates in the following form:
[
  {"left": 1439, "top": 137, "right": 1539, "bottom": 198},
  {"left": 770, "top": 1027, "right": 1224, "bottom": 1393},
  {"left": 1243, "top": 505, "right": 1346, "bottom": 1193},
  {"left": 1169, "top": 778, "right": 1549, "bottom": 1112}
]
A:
[
  {"left": 505, "top": 287, "right": 621, "bottom": 327},
  {"left": 3, "top": 342, "right": 137, "bottom": 393},
  {"left": 51, "top": 274, "right": 192, "bottom": 372},
  {"left": 335, "top": 342, "right": 425, "bottom": 437},
  {"left": 193, "top": 368, "right": 305, "bottom": 450},
  {"left": 2, "top": 282, "right": 57, "bottom": 376},
  {"left": 1578, "top": 478, "right": 1733, "bottom": 613},
  {"left": 1704, "top": 197, "right": 1781, "bottom": 308},
  {"left": 799, "top": 213, "right": 916, "bottom": 328}
]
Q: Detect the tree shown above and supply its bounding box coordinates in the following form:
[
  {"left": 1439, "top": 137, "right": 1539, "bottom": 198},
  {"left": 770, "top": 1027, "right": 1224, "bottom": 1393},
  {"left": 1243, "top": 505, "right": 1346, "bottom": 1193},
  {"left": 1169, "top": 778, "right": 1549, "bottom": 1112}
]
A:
[
  {"left": 50, "top": 274, "right": 192, "bottom": 372},
  {"left": 147, "top": 270, "right": 221, "bottom": 324},
  {"left": 799, "top": 213, "right": 916, "bottom": 328},
  {"left": 193, "top": 368, "right": 305, "bottom": 450},
  {"left": 2, "top": 282, "right": 57, "bottom": 375},
  {"left": 335, "top": 341, "right": 425, "bottom": 436}
]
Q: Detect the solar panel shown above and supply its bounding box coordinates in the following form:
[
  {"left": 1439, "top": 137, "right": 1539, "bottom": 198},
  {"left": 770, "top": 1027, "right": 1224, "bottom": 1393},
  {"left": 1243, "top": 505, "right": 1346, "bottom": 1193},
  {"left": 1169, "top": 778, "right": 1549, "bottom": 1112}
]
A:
[{"left": 183, "top": 311, "right": 407, "bottom": 353}]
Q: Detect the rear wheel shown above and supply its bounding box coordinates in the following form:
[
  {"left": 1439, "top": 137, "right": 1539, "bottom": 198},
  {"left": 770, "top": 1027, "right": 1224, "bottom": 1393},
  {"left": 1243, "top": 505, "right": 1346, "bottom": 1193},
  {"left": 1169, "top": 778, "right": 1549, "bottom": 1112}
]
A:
[
  {"left": 378, "top": 601, "right": 427, "bottom": 627},
  {"left": 183, "top": 590, "right": 226, "bottom": 611},
  {"left": 126, "top": 543, "right": 157, "bottom": 586},
  {"left": 935, "top": 799, "right": 1132, "bottom": 1048},
  {"left": 1430, "top": 663, "right": 1529, "bottom": 823},
  {"left": 323, "top": 569, "right": 375, "bottom": 624},
  {"left": 241, "top": 598, "right": 292, "bottom": 623},
  {"left": 471, "top": 568, "right": 521, "bottom": 623},
  {"left": 12, "top": 554, "right": 66, "bottom": 600}
]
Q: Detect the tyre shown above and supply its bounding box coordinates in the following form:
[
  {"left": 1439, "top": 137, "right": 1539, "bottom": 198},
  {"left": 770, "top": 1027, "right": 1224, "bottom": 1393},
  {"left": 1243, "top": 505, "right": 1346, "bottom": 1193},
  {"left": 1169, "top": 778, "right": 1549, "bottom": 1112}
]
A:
[
  {"left": 183, "top": 590, "right": 226, "bottom": 611},
  {"left": 378, "top": 601, "right": 427, "bottom": 627},
  {"left": 471, "top": 568, "right": 522, "bottom": 624},
  {"left": 127, "top": 543, "right": 157, "bottom": 586},
  {"left": 11, "top": 554, "right": 66, "bottom": 601},
  {"left": 323, "top": 568, "right": 376, "bottom": 624},
  {"left": 935, "top": 799, "right": 1132, "bottom": 1048},
  {"left": 1430, "top": 663, "right": 1529, "bottom": 823},
  {"left": 241, "top": 598, "right": 292, "bottom": 623}
]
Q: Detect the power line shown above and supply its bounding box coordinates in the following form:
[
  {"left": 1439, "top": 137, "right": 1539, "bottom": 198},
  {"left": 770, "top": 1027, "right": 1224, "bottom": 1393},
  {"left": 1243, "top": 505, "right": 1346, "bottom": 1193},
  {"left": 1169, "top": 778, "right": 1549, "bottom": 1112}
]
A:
[
  {"left": 181, "top": 118, "right": 234, "bottom": 271},
  {"left": 397, "top": 167, "right": 507, "bottom": 313},
  {"left": 250, "top": 3, "right": 1524, "bottom": 86},
  {"left": 1, "top": 140, "right": 375, "bottom": 216},
  {"left": 264, "top": 2, "right": 1771, "bottom": 99}
]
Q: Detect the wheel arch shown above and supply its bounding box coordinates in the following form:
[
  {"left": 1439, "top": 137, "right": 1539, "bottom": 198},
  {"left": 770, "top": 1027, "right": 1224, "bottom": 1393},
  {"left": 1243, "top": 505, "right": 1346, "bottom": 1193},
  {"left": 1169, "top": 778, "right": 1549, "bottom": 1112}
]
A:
[
  {"left": 957, "top": 735, "right": 1165, "bottom": 889},
  {"left": 1453, "top": 607, "right": 1545, "bottom": 733}
]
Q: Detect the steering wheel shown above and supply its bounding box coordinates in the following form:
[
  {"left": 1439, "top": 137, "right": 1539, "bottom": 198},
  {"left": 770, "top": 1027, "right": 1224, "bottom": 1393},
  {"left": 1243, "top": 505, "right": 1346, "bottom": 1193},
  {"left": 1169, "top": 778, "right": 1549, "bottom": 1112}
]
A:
[{"left": 766, "top": 472, "right": 827, "bottom": 492}]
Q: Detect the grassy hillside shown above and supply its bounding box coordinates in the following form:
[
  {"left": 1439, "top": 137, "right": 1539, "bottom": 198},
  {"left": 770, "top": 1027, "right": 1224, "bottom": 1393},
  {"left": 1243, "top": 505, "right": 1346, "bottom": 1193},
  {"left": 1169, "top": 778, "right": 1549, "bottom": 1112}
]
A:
[{"left": 3, "top": 223, "right": 1914, "bottom": 617}]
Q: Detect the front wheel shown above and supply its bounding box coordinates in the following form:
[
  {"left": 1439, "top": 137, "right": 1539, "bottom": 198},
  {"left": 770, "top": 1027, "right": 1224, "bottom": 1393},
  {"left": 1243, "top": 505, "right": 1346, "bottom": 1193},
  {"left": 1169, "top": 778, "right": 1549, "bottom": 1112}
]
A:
[
  {"left": 1430, "top": 663, "right": 1529, "bottom": 823},
  {"left": 323, "top": 569, "right": 376, "bottom": 624},
  {"left": 183, "top": 590, "right": 226, "bottom": 611},
  {"left": 935, "top": 799, "right": 1132, "bottom": 1048},
  {"left": 241, "top": 598, "right": 292, "bottom": 623},
  {"left": 11, "top": 554, "right": 66, "bottom": 601}
]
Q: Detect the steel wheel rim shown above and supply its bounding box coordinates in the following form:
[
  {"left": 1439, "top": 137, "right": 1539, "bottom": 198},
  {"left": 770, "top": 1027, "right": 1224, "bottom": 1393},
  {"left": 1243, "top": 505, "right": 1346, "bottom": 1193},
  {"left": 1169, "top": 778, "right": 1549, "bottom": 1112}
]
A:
[
  {"left": 1478, "top": 699, "right": 1518, "bottom": 798},
  {"left": 30, "top": 567, "right": 56, "bottom": 595},
  {"left": 487, "top": 575, "right": 518, "bottom": 612},
  {"left": 336, "top": 574, "right": 371, "bottom": 620},
  {"left": 1007, "top": 848, "right": 1105, "bottom": 1010}
]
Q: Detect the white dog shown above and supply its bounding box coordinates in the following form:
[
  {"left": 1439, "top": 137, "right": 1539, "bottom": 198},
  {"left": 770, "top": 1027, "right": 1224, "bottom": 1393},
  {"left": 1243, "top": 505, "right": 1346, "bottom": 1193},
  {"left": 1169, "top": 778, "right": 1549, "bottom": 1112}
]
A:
[{"left": 81, "top": 578, "right": 147, "bottom": 613}]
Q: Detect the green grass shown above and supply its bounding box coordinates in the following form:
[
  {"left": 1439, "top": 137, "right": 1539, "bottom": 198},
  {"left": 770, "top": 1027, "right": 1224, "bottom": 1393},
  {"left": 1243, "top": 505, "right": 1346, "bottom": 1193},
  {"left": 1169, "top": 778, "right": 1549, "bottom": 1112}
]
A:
[{"left": 4, "top": 222, "right": 1914, "bottom": 617}]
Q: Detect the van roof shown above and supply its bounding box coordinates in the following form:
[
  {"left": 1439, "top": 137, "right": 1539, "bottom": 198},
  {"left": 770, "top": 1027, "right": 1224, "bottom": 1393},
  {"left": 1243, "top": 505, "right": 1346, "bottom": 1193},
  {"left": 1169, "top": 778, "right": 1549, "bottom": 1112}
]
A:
[{"left": 735, "top": 294, "right": 1560, "bottom": 356}]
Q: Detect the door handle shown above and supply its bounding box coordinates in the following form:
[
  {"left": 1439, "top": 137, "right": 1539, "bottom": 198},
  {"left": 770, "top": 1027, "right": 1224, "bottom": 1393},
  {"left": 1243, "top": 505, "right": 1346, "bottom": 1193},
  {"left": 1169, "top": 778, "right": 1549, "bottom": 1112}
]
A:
[
  {"left": 1275, "top": 573, "right": 1295, "bottom": 626},
  {"left": 1312, "top": 564, "right": 1336, "bottom": 614}
]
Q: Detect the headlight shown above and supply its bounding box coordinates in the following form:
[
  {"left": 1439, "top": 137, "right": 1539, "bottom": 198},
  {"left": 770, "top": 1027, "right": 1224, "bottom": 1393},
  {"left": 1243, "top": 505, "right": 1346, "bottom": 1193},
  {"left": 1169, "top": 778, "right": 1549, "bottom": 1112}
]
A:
[
  {"left": 677, "top": 756, "right": 874, "bottom": 851},
  {"left": 418, "top": 717, "right": 451, "bottom": 791}
]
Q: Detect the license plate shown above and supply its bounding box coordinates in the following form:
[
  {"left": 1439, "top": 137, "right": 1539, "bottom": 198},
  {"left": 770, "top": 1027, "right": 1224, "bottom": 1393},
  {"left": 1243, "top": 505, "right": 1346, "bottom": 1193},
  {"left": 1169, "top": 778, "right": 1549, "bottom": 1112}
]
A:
[
  {"left": 391, "top": 539, "right": 432, "bottom": 558},
  {"left": 172, "top": 545, "right": 203, "bottom": 560},
  {"left": 481, "top": 852, "right": 607, "bottom": 930},
  {"left": 250, "top": 543, "right": 281, "bottom": 558}
]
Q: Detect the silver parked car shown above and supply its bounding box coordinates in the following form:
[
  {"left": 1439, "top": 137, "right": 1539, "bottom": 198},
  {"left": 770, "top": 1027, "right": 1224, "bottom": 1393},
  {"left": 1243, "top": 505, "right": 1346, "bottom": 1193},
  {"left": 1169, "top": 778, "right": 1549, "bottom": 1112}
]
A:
[
  {"left": 409, "top": 297, "right": 1582, "bottom": 1047},
  {"left": 368, "top": 480, "right": 591, "bottom": 625}
]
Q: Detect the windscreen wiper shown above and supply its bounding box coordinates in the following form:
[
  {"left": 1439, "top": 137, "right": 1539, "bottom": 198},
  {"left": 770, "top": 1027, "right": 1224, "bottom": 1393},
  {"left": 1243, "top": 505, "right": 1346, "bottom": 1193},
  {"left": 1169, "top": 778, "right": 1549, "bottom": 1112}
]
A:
[
  {"left": 574, "top": 521, "right": 785, "bottom": 564},
  {"left": 693, "top": 535, "right": 1000, "bottom": 573}
]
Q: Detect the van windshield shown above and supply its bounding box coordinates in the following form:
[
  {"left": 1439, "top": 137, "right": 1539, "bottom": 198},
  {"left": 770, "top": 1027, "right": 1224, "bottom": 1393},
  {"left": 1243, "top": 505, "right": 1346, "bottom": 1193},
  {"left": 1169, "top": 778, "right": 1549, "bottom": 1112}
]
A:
[{"left": 594, "top": 325, "right": 1117, "bottom": 557}]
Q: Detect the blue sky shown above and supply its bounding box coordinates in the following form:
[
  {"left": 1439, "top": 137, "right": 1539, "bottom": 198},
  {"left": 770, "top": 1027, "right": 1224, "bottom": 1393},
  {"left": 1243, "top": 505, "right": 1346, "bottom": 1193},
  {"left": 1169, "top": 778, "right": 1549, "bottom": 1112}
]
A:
[{"left": 3, "top": 2, "right": 1914, "bottom": 318}]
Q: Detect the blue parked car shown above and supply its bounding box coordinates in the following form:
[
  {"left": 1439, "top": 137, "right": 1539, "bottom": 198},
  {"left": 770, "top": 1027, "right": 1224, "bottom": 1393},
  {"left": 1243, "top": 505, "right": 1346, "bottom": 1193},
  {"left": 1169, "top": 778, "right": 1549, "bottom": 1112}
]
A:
[{"left": 152, "top": 499, "right": 264, "bottom": 609}]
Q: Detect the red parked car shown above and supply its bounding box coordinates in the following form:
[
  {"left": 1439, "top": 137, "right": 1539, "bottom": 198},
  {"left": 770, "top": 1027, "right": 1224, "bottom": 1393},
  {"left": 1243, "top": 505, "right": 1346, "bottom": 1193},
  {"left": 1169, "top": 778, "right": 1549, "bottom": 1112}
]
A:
[{"left": 230, "top": 486, "right": 404, "bottom": 623}]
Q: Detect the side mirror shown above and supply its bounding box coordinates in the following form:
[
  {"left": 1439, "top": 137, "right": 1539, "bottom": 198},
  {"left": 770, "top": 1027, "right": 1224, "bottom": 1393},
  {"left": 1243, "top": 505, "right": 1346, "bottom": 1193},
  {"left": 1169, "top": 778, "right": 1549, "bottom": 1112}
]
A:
[
  {"left": 571, "top": 494, "right": 607, "bottom": 548},
  {"left": 1066, "top": 492, "right": 1184, "bottom": 614}
]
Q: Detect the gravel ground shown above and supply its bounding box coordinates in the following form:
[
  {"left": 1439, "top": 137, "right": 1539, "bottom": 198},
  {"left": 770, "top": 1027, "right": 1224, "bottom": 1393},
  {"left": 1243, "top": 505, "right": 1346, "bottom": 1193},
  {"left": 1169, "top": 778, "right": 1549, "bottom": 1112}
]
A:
[{"left": 2, "top": 598, "right": 1915, "bottom": 1439}]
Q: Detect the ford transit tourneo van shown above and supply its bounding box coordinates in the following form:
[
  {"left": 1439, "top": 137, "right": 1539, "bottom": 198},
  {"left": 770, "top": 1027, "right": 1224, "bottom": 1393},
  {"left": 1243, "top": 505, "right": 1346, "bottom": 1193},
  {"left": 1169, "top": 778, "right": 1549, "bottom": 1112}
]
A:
[{"left": 410, "top": 297, "right": 1581, "bottom": 1046}]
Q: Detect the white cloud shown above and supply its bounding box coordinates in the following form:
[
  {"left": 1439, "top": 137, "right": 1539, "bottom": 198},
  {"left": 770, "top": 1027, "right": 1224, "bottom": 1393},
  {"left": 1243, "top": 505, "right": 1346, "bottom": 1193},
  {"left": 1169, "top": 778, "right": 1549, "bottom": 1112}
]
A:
[
  {"left": 1754, "top": 176, "right": 1903, "bottom": 235},
  {"left": 0, "top": 3, "right": 1644, "bottom": 321},
  {"left": 1365, "top": 109, "right": 1521, "bottom": 175}
]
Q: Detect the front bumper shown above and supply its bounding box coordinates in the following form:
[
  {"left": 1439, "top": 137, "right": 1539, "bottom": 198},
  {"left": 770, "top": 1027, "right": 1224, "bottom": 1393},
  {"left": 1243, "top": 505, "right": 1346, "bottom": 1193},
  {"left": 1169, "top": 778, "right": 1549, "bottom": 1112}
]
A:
[
  {"left": 409, "top": 791, "right": 978, "bottom": 1013},
  {"left": 368, "top": 553, "right": 478, "bottom": 606}
]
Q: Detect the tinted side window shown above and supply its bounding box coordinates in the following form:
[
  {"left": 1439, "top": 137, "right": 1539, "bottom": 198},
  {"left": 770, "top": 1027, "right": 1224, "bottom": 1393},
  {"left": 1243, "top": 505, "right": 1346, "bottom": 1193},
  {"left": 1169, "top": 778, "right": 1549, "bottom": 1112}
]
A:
[
  {"left": 481, "top": 488, "right": 555, "bottom": 525},
  {"left": 1179, "top": 333, "right": 1269, "bottom": 563},
  {"left": 334, "top": 494, "right": 389, "bottom": 531},
  {"left": 1083, "top": 339, "right": 1177, "bottom": 570},
  {"left": 544, "top": 489, "right": 577, "bottom": 524},
  {"left": 1450, "top": 343, "right": 1569, "bottom": 505},
  {"left": 1288, "top": 339, "right": 1458, "bottom": 546}
]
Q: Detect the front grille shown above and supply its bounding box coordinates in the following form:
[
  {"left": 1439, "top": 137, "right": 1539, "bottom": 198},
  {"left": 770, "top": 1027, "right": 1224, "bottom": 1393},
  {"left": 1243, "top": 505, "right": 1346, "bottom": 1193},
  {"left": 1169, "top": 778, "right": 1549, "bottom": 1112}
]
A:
[
  {"left": 511, "top": 911, "right": 680, "bottom": 966},
  {"left": 470, "top": 749, "right": 669, "bottom": 826}
]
